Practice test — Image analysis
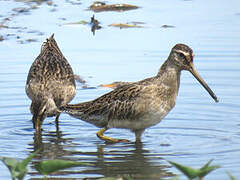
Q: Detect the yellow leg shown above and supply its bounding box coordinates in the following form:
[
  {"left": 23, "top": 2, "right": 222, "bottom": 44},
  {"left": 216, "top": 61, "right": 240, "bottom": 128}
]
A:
[{"left": 96, "top": 127, "right": 130, "bottom": 143}]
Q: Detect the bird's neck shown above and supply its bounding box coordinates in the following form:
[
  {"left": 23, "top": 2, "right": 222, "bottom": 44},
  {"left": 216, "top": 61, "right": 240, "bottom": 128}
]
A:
[{"left": 156, "top": 59, "right": 181, "bottom": 92}]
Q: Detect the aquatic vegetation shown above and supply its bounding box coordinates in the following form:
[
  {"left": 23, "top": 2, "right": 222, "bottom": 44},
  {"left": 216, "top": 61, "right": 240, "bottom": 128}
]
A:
[
  {"left": 35, "top": 159, "right": 92, "bottom": 178},
  {"left": 99, "top": 177, "right": 133, "bottom": 180},
  {"left": 161, "top": 25, "right": 176, "bottom": 28},
  {"left": 109, "top": 23, "right": 144, "bottom": 29},
  {"left": 64, "top": 20, "right": 88, "bottom": 25},
  {"left": 0, "top": 150, "right": 39, "bottom": 180},
  {"left": 89, "top": 2, "right": 139, "bottom": 12},
  {"left": 169, "top": 177, "right": 180, "bottom": 180},
  {"left": 168, "top": 159, "right": 220, "bottom": 180},
  {"left": 0, "top": 152, "right": 237, "bottom": 180},
  {"left": 0, "top": 150, "right": 91, "bottom": 179},
  {"left": 227, "top": 172, "right": 237, "bottom": 180}
]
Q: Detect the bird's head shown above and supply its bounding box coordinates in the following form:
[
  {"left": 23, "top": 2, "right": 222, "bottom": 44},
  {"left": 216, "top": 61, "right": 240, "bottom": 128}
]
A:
[
  {"left": 30, "top": 98, "right": 60, "bottom": 126},
  {"left": 170, "top": 43, "right": 194, "bottom": 70},
  {"left": 169, "top": 44, "right": 219, "bottom": 103}
]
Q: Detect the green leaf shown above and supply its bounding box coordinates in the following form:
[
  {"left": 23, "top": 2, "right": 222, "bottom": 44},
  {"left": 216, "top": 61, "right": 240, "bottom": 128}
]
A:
[
  {"left": 35, "top": 159, "right": 91, "bottom": 175},
  {"left": 0, "top": 150, "right": 39, "bottom": 180},
  {"left": 169, "top": 176, "right": 180, "bottom": 180},
  {"left": 168, "top": 160, "right": 199, "bottom": 179},
  {"left": 98, "top": 178, "right": 134, "bottom": 180},
  {"left": 16, "top": 150, "right": 40, "bottom": 180},
  {"left": 17, "top": 149, "right": 40, "bottom": 171},
  {"left": 226, "top": 172, "right": 237, "bottom": 180},
  {"left": 0, "top": 156, "right": 18, "bottom": 170},
  {"left": 0, "top": 156, "right": 19, "bottom": 179},
  {"left": 98, "top": 178, "right": 123, "bottom": 180},
  {"left": 198, "top": 159, "right": 220, "bottom": 178},
  {"left": 168, "top": 160, "right": 220, "bottom": 180}
]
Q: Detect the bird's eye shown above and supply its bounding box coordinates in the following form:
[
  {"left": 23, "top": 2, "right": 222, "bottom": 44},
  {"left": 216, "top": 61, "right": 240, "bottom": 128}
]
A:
[{"left": 179, "top": 52, "right": 185, "bottom": 58}]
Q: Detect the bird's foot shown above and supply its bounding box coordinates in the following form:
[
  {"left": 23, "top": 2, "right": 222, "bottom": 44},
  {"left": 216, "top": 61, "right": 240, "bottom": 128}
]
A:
[
  {"left": 96, "top": 128, "right": 130, "bottom": 143},
  {"left": 101, "top": 136, "right": 130, "bottom": 144},
  {"left": 109, "top": 138, "right": 130, "bottom": 143}
]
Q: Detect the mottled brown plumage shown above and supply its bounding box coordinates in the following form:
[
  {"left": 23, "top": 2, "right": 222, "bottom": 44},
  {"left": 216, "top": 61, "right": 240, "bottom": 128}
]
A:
[
  {"left": 61, "top": 44, "right": 218, "bottom": 143},
  {"left": 26, "top": 34, "right": 76, "bottom": 131}
]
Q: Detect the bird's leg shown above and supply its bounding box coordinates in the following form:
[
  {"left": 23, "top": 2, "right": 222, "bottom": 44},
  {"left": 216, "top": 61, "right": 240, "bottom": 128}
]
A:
[
  {"left": 55, "top": 113, "right": 60, "bottom": 131},
  {"left": 134, "top": 129, "right": 144, "bottom": 144},
  {"left": 96, "top": 127, "right": 130, "bottom": 143},
  {"left": 32, "top": 118, "right": 36, "bottom": 129},
  {"left": 34, "top": 116, "right": 42, "bottom": 132},
  {"left": 33, "top": 130, "right": 43, "bottom": 150}
]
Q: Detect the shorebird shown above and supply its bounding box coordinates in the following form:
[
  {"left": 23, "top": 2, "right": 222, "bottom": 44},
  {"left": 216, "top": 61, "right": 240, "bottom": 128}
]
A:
[
  {"left": 61, "top": 44, "right": 218, "bottom": 143},
  {"left": 26, "top": 34, "right": 76, "bottom": 131}
]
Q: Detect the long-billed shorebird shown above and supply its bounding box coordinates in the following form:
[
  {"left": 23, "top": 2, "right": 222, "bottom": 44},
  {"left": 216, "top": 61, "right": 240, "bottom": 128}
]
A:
[
  {"left": 26, "top": 34, "right": 76, "bottom": 131},
  {"left": 61, "top": 44, "right": 218, "bottom": 143}
]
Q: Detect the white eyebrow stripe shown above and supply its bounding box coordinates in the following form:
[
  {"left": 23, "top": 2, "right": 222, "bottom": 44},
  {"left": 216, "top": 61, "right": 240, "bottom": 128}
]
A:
[{"left": 174, "top": 50, "right": 190, "bottom": 56}]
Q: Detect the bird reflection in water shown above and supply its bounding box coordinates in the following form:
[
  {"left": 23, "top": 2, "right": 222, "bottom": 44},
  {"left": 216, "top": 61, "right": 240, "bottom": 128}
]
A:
[
  {"left": 29, "top": 131, "right": 175, "bottom": 179},
  {"left": 79, "top": 143, "right": 175, "bottom": 180}
]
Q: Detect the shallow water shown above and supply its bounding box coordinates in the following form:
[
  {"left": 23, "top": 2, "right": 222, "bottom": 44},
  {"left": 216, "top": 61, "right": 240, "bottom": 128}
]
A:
[{"left": 0, "top": 0, "right": 240, "bottom": 179}]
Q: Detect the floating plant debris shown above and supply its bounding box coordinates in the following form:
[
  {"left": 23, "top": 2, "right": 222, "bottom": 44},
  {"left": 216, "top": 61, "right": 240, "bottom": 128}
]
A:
[
  {"left": 64, "top": 20, "right": 88, "bottom": 25},
  {"left": 109, "top": 23, "right": 144, "bottom": 29},
  {"left": 12, "top": 7, "right": 30, "bottom": 13},
  {"left": 161, "top": 25, "right": 176, "bottom": 28},
  {"left": 18, "top": 38, "right": 38, "bottom": 44},
  {"left": 89, "top": 1, "right": 139, "bottom": 12},
  {"left": 66, "top": 0, "right": 81, "bottom": 5}
]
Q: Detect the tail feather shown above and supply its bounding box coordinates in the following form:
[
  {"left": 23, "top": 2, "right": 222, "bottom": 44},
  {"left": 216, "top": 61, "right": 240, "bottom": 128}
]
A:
[
  {"left": 41, "top": 33, "right": 63, "bottom": 56},
  {"left": 59, "top": 104, "right": 86, "bottom": 119},
  {"left": 59, "top": 102, "right": 89, "bottom": 113}
]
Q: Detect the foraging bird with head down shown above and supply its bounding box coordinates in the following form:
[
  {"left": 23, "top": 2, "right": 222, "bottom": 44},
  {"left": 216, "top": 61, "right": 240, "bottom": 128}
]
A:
[
  {"left": 61, "top": 44, "right": 218, "bottom": 143},
  {"left": 26, "top": 34, "right": 76, "bottom": 132}
]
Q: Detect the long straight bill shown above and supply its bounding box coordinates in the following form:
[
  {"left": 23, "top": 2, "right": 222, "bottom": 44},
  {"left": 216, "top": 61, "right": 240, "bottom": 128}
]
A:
[{"left": 189, "top": 63, "right": 219, "bottom": 103}]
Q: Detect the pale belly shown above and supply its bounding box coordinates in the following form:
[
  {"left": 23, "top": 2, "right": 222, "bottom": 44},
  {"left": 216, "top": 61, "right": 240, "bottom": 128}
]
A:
[
  {"left": 69, "top": 96, "right": 176, "bottom": 131},
  {"left": 108, "top": 107, "right": 171, "bottom": 130}
]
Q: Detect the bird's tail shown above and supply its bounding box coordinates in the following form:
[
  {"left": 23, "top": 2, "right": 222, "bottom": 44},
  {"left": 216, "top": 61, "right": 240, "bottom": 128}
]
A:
[
  {"left": 59, "top": 104, "right": 89, "bottom": 121},
  {"left": 59, "top": 102, "right": 89, "bottom": 115},
  {"left": 40, "top": 33, "right": 63, "bottom": 56}
]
